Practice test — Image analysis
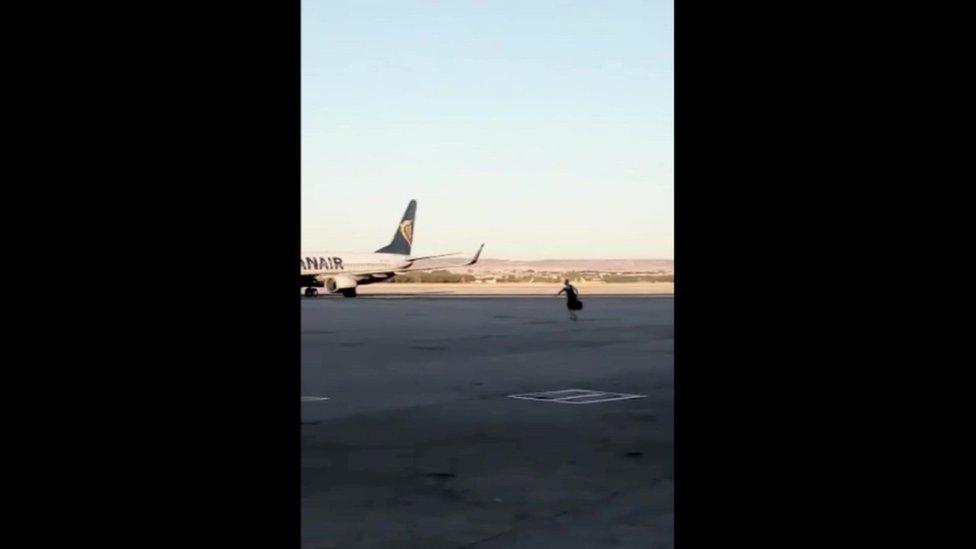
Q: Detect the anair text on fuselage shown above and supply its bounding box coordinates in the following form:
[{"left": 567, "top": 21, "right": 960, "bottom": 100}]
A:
[{"left": 300, "top": 252, "right": 414, "bottom": 297}]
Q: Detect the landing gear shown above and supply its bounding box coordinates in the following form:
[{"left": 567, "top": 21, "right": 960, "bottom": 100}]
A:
[
  {"left": 304, "top": 287, "right": 318, "bottom": 297},
  {"left": 340, "top": 288, "right": 357, "bottom": 298}
]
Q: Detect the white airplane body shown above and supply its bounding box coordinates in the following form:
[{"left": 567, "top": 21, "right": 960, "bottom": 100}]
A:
[{"left": 300, "top": 200, "right": 482, "bottom": 297}]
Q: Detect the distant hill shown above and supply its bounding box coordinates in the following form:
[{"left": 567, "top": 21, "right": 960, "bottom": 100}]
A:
[{"left": 420, "top": 257, "right": 674, "bottom": 273}]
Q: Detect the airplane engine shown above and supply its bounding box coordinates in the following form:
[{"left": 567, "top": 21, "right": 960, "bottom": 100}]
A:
[{"left": 325, "top": 275, "right": 358, "bottom": 297}]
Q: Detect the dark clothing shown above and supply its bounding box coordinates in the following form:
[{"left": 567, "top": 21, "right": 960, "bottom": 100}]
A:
[{"left": 559, "top": 284, "right": 583, "bottom": 310}]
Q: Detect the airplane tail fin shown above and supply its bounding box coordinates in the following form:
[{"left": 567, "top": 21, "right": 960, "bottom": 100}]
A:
[{"left": 376, "top": 200, "right": 416, "bottom": 255}]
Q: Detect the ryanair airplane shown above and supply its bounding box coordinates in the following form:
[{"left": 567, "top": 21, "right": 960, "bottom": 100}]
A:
[{"left": 300, "top": 200, "right": 483, "bottom": 297}]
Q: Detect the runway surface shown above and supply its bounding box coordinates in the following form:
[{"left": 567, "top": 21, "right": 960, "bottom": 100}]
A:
[{"left": 302, "top": 295, "right": 673, "bottom": 548}]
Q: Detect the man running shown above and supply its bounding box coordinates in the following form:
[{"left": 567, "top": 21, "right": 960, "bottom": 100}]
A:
[{"left": 556, "top": 278, "right": 583, "bottom": 321}]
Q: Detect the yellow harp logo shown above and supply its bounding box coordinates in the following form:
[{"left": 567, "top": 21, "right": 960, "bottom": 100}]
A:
[{"left": 399, "top": 219, "right": 414, "bottom": 244}]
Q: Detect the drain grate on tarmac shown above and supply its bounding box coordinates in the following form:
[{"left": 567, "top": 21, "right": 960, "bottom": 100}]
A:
[{"left": 507, "top": 388, "right": 646, "bottom": 405}]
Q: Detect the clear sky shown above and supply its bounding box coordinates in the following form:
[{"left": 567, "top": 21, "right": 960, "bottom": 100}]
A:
[{"left": 302, "top": 0, "right": 672, "bottom": 259}]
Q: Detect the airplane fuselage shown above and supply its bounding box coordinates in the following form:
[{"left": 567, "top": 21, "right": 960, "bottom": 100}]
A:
[
  {"left": 299, "top": 252, "right": 412, "bottom": 276},
  {"left": 301, "top": 199, "right": 481, "bottom": 297},
  {"left": 300, "top": 252, "right": 414, "bottom": 292}
]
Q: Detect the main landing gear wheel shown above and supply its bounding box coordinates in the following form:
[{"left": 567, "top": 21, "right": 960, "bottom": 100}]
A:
[
  {"left": 304, "top": 287, "right": 318, "bottom": 297},
  {"left": 341, "top": 288, "right": 357, "bottom": 298}
]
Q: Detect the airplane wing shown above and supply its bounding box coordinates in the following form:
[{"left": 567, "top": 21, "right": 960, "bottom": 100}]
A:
[
  {"left": 396, "top": 243, "right": 484, "bottom": 273},
  {"left": 308, "top": 245, "right": 484, "bottom": 279},
  {"left": 405, "top": 252, "right": 462, "bottom": 262}
]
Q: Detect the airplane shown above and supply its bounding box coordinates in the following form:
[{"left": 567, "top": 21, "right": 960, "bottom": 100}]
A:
[{"left": 300, "top": 199, "right": 484, "bottom": 297}]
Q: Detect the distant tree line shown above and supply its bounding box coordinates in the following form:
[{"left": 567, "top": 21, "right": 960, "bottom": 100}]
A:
[
  {"left": 601, "top": 274, "right": 674, "bottom": 283},
  {"left": 391, "top": 270, "right": 476, "bottom": 283}
]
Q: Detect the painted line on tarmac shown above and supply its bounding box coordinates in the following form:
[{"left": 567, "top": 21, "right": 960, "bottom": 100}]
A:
[{"left": 507, "top": 388, "right": 646, "bottom": 405}]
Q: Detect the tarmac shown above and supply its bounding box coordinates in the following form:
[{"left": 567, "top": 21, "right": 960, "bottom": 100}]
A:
[{"left": 301, "top": 294, "right": 674, "bottom": 548}]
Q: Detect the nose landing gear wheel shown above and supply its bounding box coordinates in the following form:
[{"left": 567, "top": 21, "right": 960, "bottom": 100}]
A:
[{"left": 304, "top": 287, "right": 318, "bottom": 297}]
